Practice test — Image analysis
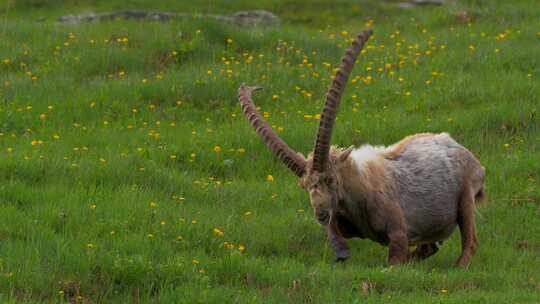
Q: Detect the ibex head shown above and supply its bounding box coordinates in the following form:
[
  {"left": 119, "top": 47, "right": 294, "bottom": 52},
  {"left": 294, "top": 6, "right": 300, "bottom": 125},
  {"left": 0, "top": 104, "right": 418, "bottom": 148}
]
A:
[{"left": 238, "top": 30, "right": 373, "bottom": 225}]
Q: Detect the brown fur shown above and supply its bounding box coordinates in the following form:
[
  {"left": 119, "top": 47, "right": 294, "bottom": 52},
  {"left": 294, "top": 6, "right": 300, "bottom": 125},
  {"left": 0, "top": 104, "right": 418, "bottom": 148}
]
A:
[
  {"left": 455, "top": 155, "right": 484, "bottom": 267},
  {"left": 303, "top": 148, "right": 409, "bottom": 265},
  {"left": 456, "top": 183, "right": 478, "bottom": 267},
  {"left": 337, "top": 155, "right": 409, "bottom": 264},
  {"left": 303, "top": 140, "right": 484, "bottom": 267},
  {"left": 238, "top": 30, "right": 485, "bottom": 267},
  {"left": 327, "top": 216, "right": 351, "bottom": 261},
  {"left": 384, "top": 133, "right": 435, "bottom": 159}
]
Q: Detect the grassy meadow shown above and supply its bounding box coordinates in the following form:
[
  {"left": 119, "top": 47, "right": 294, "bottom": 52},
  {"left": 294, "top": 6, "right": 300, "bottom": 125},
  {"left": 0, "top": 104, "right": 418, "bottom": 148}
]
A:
[{"left": 0, "top": 0, "right": 539, "bottom": 302}]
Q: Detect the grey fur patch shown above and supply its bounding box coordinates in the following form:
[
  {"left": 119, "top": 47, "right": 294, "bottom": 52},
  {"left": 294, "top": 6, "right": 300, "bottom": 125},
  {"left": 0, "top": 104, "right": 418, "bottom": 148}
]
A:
[{"left": 386, "top": 133, "right": 466, "bottom": 244}]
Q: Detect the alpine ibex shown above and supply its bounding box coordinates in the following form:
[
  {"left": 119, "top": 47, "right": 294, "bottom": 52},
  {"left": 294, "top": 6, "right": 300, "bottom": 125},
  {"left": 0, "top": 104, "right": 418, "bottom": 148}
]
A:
[{"left": 238, "top": 29, "right": 485, "bottom": 266}]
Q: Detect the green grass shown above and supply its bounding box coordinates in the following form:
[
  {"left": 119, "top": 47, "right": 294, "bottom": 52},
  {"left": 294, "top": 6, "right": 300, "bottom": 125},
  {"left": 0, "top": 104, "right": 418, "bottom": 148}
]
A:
[{"left": 0, "top": 0, "right": 539, "bottom": 302}]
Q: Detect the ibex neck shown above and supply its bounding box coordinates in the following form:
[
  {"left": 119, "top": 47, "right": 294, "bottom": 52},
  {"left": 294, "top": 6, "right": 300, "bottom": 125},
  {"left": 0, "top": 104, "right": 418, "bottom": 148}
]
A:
[
  {"left": 338, "top": 144, "right": 394, "bottom": 204},
  {"left": 349, "top": 145, "right": 387, "bottom": 173}
]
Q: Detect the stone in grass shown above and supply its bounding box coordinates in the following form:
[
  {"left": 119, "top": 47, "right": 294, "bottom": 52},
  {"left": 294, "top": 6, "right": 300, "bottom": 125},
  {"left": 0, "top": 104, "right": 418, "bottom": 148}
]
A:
[
  {"left": 390, "top": 0, "right": 449, "bottom": 9},
  {"left": 56, "top": 10, "right": 280, "bottom": 27}
]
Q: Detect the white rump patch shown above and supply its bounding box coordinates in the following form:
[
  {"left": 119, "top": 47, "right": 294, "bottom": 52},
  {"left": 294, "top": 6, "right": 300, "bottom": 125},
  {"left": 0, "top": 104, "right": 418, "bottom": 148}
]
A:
[{"left": 350, "top": 145, "right": 386, "bottom": 171}]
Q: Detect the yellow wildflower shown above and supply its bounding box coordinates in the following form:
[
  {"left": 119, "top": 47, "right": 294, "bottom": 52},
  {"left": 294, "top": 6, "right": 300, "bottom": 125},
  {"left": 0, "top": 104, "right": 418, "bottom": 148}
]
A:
[{"left": 212, "top": 228, "right": 224, "bottom": 237}]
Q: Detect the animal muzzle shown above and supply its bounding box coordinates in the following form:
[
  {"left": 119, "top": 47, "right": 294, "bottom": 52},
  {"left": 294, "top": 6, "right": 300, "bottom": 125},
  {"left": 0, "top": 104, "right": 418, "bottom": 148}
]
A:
[{"left": 315, "top": 210, "right": 330, "bottom": 225}]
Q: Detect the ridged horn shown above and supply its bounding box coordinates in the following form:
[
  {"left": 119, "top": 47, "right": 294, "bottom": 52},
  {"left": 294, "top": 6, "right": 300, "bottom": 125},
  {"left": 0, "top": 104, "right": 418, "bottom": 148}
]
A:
[
  {"left": 238, "top": 84, "right": 307, "bottom": 177},
  {"left": 312, "top": 29, "right": 373, "bottom": 172}
]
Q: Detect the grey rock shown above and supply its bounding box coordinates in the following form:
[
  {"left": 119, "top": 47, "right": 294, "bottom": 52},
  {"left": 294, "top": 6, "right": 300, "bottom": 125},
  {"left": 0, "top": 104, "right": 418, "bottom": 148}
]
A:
[
  {"left": 412, "top": 0, "right": 445, "bottom": 5},
  {"left": 230, "top": 10, "right": 280, "bottom": 26},
  {"left": 56, "top": 9, "right": 280, "bottom": 26},
  {"left": 389, "top": 0, "right": 450, "bottom": 9}
]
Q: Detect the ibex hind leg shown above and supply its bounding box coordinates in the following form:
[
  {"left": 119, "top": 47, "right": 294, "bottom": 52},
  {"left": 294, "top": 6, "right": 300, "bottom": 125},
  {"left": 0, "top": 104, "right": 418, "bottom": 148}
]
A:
[
  {"left": 456, "top": 185, "right": 479, "bottom": 267},
  {"left": 411, "top": 243, "right": 439, "bottom": 261}
]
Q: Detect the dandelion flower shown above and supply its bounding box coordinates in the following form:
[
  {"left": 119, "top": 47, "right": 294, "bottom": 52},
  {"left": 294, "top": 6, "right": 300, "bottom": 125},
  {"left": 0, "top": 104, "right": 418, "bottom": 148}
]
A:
[{"left": 213, "top": 228, "right": 224, "bottom": 237}]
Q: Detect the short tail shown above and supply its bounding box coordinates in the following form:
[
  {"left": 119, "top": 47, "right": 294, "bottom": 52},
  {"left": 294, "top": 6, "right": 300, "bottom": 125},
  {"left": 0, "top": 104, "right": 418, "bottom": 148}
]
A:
[{"left": 474, "top": 165, "right": 486, "bottom": 204}]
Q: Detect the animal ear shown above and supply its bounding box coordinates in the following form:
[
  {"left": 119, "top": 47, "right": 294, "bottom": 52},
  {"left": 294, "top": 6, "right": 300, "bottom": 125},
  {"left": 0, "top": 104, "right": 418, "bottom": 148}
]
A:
[{"left": 339, "top": 146, "right": 354, "bottom": 161}]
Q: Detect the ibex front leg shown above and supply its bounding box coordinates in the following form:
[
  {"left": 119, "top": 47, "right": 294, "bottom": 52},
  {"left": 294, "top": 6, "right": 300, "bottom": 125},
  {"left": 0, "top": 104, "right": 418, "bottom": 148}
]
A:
[
  {"left": 387, "top": 230, "right": 409, "bottom": 265},
  {"left": 371, "top": 201, "right": 409, "bottom": 265},
  {"left": 327, "top": 216, "right": 350, "bottom": 262}
]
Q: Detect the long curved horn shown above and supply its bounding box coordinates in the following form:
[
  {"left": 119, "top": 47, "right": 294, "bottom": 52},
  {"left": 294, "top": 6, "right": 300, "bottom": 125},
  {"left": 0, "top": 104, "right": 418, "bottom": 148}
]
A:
[
  {"left": 312, "top": 29, "right": 373, "bottom": 172},
  {"left": 238, "top": 84, "right": 306, "bottom": 177}
]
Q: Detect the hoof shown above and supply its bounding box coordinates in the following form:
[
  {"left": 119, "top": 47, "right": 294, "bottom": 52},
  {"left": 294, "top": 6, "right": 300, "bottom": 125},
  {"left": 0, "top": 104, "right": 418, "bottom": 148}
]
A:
[
  {"left": 388, "top": 255, "right": 408, "bottom": 265},
  {"left": 335, "top": 256, "right": 349, "bottom": 263},
  {"left": 334, "top": 250, "right": 351, "bottom": 263},
  {"left": 456, "top": 257, "right": 471, "bottom": 268}
]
